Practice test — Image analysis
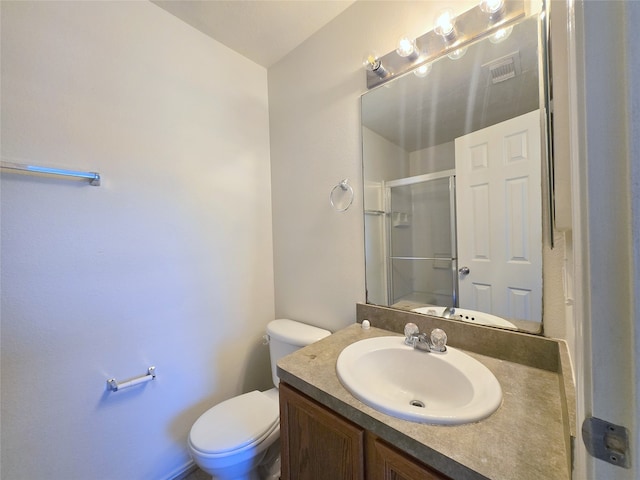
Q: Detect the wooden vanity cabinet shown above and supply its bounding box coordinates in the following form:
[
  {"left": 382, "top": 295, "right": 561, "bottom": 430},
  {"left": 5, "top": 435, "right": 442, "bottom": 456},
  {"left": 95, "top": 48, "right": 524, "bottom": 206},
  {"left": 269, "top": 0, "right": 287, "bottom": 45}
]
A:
[
  {"left": 279, "top": 382, "right": 365, "bottom": 480},
  {"left": 279, "top": 383, "right": 451, "bottom": 480},
  {"left": 366, "top": 434, "right": 451, "bottom": 480}
]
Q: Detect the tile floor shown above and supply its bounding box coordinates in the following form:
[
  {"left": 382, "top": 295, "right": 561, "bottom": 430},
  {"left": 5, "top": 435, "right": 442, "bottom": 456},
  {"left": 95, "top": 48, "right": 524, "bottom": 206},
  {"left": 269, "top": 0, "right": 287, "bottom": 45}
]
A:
[
  {"left": 182, "top": 468, "right": 210, "bottom": 480},
  {"left": 183, "top": 469, "right": 282, "bottom": 480}
]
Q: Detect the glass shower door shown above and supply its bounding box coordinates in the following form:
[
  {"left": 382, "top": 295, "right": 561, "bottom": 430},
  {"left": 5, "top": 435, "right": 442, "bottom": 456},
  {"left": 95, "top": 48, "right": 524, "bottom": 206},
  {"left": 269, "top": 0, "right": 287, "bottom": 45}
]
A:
[{"left": 387, "top": 174, "right": 457, "bottom": 309}]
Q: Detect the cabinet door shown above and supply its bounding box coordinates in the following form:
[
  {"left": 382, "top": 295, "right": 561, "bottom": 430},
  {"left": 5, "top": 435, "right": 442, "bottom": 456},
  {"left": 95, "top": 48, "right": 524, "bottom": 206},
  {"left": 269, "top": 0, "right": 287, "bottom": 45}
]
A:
[
  {"left": 366, "top": 434, "right": 451, "bottom": 480},
  {"left": 280, "top": 383, "right": 365, "bottom": 480}
]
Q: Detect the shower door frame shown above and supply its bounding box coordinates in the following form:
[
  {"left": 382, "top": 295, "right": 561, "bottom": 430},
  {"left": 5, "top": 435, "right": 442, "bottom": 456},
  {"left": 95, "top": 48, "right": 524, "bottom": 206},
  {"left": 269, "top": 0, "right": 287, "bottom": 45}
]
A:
[{"left": 384, "top": 169, "right": 458, "bottom": 308}]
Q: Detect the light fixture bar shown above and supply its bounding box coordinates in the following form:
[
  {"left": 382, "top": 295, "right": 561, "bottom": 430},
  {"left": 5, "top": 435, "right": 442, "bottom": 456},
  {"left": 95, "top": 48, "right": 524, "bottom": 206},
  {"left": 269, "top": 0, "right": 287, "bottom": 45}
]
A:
[{"left": 365, "top": 0, "right": 525, "bottom": 89}]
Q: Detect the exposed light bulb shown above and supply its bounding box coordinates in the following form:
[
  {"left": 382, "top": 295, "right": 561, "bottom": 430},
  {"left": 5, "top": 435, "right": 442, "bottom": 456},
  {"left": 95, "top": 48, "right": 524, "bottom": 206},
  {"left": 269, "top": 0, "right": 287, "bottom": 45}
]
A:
[
  {"left": 489, "top": 25, "right": 513, "bottom": 44},
  {"left": 362, "top": 52, "right": 380, "bottom": 71},
  {"left": 413, "top": 63, "right": 432, "bottom": 78},
  {"left": 447, "top": 47, "right": 467, "bottom": 60},
  {"left": 480, "top": 0, "right": 503, "bottom": 13},
  {"left": 396, "top": 36, "right": 418, "bottom": 58},
  {"left": 362, "top": 52, "right": 389, "bottom": 78},
  {"left": 434, "top": 9, "right": 456, "bottom": 41},
  {"left": 480, "top": 0, "right": 505, "bottom": 20}
]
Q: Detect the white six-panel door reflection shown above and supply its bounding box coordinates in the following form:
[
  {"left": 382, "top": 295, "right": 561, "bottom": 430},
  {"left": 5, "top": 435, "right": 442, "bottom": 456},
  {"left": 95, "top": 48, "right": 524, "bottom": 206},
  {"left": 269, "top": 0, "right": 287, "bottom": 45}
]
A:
[{"left": 455, "top": 110, "right": 542, "bottom": 322}]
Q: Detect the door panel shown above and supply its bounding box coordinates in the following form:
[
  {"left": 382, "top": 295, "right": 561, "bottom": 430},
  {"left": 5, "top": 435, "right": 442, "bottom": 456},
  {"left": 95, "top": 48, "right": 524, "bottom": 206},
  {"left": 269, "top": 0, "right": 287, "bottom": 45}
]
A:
[{"left": 455, "top": 109, "right": 542, "bottom": 321}]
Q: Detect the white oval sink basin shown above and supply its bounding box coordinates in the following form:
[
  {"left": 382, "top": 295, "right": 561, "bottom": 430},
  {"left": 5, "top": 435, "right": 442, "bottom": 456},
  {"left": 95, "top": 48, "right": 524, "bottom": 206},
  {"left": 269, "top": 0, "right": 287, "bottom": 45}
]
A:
[
  {"left": 412, "top": 306, "right": 518, "bottom": 329},
  {"left": 336, "top": 336, "right": 502, "bottom": 425}
]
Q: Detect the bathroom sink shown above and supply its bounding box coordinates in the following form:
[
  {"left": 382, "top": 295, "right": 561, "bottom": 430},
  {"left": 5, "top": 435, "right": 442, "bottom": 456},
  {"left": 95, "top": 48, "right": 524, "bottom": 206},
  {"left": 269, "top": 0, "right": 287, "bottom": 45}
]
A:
[
  {"left": 412, "top": 306, "right": 518, "bottom": 329},
  {"left": 336, "top": 336, "right": 502, "bottom": 425}
]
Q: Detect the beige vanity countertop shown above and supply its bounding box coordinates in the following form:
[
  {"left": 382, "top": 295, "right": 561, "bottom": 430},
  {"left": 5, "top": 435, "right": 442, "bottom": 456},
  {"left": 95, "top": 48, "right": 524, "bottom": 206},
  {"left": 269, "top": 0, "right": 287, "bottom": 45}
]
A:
[{"left": 277, "top": 324, "right": 569, "bottom": 480}]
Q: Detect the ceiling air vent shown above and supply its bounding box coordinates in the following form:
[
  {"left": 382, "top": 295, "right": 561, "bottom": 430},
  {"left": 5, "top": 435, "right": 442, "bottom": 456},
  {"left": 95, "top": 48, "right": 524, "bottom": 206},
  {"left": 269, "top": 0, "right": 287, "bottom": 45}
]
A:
[{"left": 483, "top": 51, "right": 522, "bottom": 84}]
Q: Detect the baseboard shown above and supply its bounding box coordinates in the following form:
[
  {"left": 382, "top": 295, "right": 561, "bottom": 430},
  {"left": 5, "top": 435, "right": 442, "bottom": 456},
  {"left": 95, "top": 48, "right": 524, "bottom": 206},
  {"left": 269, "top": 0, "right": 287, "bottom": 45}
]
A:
[{"left": 166, "top": 460, "right": 198, "bottom": 480}]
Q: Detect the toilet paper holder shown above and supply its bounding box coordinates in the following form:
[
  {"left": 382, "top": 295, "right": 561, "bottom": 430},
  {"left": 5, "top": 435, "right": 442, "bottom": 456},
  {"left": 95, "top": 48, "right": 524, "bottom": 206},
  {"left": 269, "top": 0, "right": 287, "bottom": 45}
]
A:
[{"left": 107, "top": 366, "right": 156, "bottom": 392}]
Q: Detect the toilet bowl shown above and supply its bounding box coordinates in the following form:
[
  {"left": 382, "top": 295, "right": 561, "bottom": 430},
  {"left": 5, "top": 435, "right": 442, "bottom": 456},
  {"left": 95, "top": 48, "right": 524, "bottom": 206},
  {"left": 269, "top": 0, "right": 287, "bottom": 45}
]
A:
[
  {"left": 189, "top": 389, "right": 279, "bottom": 480},
  {"left": 188, "top": 319, "right": 330, "bottom": 480}
]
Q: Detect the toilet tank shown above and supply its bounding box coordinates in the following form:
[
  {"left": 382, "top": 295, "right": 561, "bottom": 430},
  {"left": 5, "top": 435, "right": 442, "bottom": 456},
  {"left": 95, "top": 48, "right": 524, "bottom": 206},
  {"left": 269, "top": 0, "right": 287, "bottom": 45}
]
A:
[{"left": 266, "top": 319, "right": 331, "bottom": 388}]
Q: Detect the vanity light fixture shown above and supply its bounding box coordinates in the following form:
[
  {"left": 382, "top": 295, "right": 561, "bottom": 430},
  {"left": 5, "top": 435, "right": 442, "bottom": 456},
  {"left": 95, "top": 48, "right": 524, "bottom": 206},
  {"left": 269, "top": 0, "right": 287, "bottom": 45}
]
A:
[
  {"left": 479, "top": 0, "right": 506, "bottom": 21},
  {"left": 413, "top": 63, "right": 432, "bottom": 78},
  {"left": 363, "top": 0, "right": 525, "bottom": 89},
  {"left": 434, "top": 9, "right": 457, "bottom": 43},
  {"left": 489, "top": 25, "right": 513, "bottom": 44},
  {"left": 396, "top": 36, "right": 419, "bottom": 60},
  {"left": 362, "top": 52, "right": 389, "bottom": 78}
]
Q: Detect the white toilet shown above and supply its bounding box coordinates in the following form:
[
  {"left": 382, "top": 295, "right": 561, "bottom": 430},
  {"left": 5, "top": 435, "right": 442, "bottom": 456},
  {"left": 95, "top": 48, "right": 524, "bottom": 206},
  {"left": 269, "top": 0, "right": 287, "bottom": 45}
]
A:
[{"left": 188, "top": 319, "right": 331, "bottom": 480}]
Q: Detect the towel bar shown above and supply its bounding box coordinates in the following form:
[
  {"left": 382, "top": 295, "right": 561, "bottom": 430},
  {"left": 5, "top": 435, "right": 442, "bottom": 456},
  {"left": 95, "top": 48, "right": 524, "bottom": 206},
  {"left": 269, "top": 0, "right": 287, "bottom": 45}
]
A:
[
  {"left": 1, "top": 160, "right": 101, "bottom": 186},
  {"left": 107, "top": 366, "right": 156, "bottom": 392}
]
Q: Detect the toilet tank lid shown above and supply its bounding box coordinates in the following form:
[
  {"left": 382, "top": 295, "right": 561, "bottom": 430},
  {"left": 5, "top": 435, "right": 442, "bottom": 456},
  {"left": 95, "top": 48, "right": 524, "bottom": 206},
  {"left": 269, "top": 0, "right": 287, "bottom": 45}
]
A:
[{"left": 267, "top": 319, "right": 331, "bottom": 347}]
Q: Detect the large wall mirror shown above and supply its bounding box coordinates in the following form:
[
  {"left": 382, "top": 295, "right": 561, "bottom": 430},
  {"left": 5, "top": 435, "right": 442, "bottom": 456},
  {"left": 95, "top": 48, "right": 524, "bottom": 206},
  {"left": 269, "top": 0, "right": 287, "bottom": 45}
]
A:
[{"left": 362, "top": 4, "right": 551, "bottom": 334}]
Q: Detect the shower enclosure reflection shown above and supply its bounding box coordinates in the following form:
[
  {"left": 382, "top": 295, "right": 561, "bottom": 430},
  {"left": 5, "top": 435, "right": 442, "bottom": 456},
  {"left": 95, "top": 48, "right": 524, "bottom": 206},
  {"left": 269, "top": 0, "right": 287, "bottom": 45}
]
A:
[{"left": 366, "top": 172, "right": 456, "bottom": 309}]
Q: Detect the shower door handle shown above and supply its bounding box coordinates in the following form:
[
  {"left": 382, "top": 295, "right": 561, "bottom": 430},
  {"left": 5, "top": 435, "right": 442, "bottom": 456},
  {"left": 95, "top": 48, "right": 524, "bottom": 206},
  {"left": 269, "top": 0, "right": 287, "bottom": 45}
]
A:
[{"left": 458, "top": 266, "right": 470, "bottom": 276}]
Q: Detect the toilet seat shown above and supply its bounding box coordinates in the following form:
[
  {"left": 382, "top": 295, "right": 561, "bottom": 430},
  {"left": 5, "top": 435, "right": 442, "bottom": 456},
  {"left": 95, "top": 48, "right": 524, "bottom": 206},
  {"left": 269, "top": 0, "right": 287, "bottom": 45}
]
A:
[{"left": 189, "top": 390, "right": 279, "bottom": 457}]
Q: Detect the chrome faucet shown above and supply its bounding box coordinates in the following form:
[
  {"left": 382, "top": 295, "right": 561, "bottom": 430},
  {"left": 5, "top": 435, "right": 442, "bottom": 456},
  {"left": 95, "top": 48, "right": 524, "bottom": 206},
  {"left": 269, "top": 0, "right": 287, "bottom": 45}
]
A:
[
  {"left": 403, "top": 323, "right": 447, "bottom": 353},
  {"left": 442, "top": 306, "right": 456, "bottom": 319}
]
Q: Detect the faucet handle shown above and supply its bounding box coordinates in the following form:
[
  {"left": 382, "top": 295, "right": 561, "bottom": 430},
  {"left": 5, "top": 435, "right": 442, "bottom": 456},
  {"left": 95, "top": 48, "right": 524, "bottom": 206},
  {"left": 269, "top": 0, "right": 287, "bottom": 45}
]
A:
[
  {"left": 404, "top": 322, "right": 419, "bottom": 346},
  {"left": 430, "top": 328, "right": 448, "bottom": 352}
]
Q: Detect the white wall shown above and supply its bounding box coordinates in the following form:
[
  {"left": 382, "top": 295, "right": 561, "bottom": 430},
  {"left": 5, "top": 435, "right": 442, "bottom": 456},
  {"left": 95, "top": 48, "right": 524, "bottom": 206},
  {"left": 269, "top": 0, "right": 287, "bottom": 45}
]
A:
[
  {"left": 409, "top": 142, "right": 455, "bottom": 175},
  {"left": 362, "top": 127, "right": 408, "bottom": 305},
  {"left": 571, "top": 1, "right": 639, "bottom": 478},
  {"left": 0, "top": 2, "right": 274, "bottom": 479},
  {"left": 363, "top": 127, "right": 410, "bottom": 183}
]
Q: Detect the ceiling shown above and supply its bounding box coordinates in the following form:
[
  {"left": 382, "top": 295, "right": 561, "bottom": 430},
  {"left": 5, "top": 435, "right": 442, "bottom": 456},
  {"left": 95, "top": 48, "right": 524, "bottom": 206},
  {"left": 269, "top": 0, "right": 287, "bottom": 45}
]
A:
[{"left": 152, "top": 0, "right": 356, "bottom": 68}]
